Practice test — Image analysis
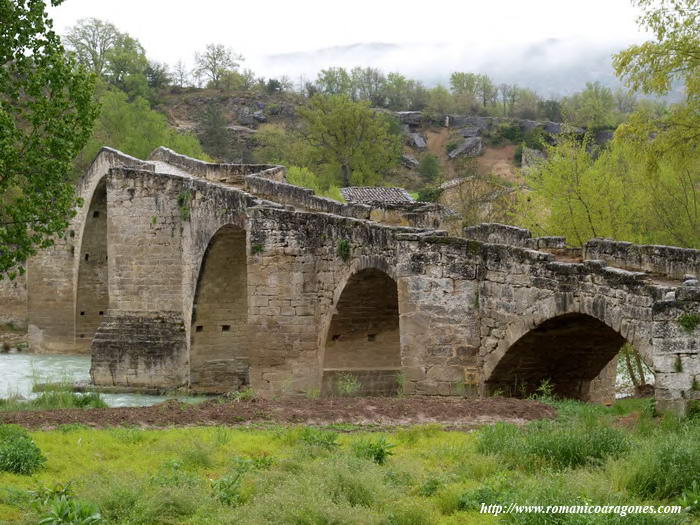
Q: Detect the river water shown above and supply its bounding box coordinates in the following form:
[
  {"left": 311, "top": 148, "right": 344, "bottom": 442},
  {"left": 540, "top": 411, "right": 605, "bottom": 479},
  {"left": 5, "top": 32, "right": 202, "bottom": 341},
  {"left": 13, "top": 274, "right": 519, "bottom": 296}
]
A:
[{"left": 0, "top": 352, "right": 206, "bottom": 407}]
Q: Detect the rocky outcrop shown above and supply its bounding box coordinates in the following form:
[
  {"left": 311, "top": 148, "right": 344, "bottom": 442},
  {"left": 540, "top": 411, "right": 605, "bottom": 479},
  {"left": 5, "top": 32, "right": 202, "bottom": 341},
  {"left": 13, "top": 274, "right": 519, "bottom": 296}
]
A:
[
  {"left": 407, "top": 132, "right": 427, "bottom": 149},
  {"left": 448, "top": 137, "right": 483, "bottom": 158},
  {"left": 401, "top": 154, "right": 419, "bottom": 169}
]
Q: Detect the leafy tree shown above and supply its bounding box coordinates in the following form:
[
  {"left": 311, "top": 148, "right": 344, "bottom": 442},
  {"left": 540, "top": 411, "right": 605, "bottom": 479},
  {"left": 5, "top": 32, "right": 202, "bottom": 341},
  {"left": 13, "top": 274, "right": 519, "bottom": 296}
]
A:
[
  {"left": 350, "top": 67, "right": 386, "bottom": 106},
  {"left": 193, "top": 43, "right": 243, "bottom": 88},
  {"left": 450, "top": 72, "right": 479, "bottom": 98},
  {"left": 199, "top": 102, "right": 229, "bottom": 160},
  {"left": 561, "top": 82, "right": 616, "bottom": 129},
  {"left": 384, "top": 72, "right": 410, "bottom": 110},
  {"left": 424, "top": 85, "right": 456, "bottom": 121},
  {"left": 512, "top": 87, "right": 540, "bottom": 119},
  {"left": 515, "top": 136, "right": 636, "bottom": 246},
  {"left": 63, "top": 18, "right": 119, "bottom": 76},
  {"left": 476, "top": 74, "right": 496, "bottom": 108},
  {"left": 537, "top": 99, "right": 562, "bottom": 121},
  {"left": 1, "top": 0, "right": 97, "bottom": 276},
  {"left": 146, "top": 61, "right": 171, "bottom": 90},
  {"left": 315, "top": 67, "right": 353, "bottom": 97},
  {"left": 297, "top": 95, "right": 401, "bottom": 186},
  {"left": 612, "top": 0, "right": 699, "bottom": 247},
  {"left": 73, "top": 87, "right": 206, "bottom": 176}
]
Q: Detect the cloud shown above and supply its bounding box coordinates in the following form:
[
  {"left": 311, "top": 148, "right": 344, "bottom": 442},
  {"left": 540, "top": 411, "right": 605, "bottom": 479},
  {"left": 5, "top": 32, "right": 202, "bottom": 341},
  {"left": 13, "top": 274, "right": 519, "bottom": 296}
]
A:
[{"left": 256, "top": 37, "right": 630, "bottom": 96}]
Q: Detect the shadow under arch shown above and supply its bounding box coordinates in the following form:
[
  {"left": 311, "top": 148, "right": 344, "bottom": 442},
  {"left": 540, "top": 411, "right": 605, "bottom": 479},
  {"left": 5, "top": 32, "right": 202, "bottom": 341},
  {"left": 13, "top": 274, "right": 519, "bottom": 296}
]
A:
[
  {"left": 189, "top": 224, "right": 249, "bottom": 392},
  {"left": 485, "top": 312, "right": 629, "bottom": 401},
  {"left": 75, "top": 178, "right": 108, "bottom": 352},
  {"left": 321, "top": 266, "right": 401, "bottom": 397}
]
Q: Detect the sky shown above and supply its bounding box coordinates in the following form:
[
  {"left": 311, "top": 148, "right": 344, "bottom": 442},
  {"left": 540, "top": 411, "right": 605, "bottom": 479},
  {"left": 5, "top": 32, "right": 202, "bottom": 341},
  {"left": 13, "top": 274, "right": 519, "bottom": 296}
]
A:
[{"left": 48, "top": 0, "right": 651, "bottom": 96}]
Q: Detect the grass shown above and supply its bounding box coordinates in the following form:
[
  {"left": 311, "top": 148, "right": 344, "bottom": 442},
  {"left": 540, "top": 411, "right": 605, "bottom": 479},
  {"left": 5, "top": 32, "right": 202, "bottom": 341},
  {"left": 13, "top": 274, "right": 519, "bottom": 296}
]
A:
[{"left": 0, "top": 398, "right": 696, "bottom": 523}]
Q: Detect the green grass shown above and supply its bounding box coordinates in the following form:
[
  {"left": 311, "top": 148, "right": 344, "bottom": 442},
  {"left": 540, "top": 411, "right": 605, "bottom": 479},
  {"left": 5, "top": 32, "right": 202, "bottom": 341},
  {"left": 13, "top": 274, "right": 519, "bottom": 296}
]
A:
[{"left": 0, "top": 398, "right": 695, "bottom": 524}]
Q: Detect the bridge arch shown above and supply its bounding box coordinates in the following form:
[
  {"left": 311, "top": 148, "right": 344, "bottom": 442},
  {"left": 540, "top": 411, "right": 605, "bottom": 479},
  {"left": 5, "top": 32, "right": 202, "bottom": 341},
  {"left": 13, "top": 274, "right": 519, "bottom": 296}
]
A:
[
  {"left": 320, "top": 259, "right": 401, "bottom": 396},
  {"left": 189, "top": 223, "right": 249, "bottom": 392},
  {"left": 483, "top": 300, "right": 652, "bottom": 401},
  {"left": 74, "top": 178, "right": 109, "bottom": 353}
]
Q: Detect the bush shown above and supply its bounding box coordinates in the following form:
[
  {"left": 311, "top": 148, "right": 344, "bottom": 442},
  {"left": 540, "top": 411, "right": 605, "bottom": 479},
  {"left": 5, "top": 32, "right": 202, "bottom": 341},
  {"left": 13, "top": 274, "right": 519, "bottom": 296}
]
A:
[
  {"left": 299, "top": 427, "right": 339, "bottom": 451},
  {"left": 352, "top": 436, "right": 396, "bottom": 465},
  {"left": 0, "top": 424, "right": 46, "bottom": 475},
  {"left": 336, "top": 372, "right": 360, "bottom": 396},
  {"left": 418, "top": 154, "right": 440, "bottom": 180},
  {"left": 38, "top": 496, "right": 102, "bottom": 525}
]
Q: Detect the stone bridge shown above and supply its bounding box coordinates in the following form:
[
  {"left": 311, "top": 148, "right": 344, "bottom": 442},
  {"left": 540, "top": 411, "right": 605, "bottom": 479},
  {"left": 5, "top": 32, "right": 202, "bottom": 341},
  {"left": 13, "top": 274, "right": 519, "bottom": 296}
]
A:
[{"left": 2, "top": 147, "right": 699, "bottom": 414}]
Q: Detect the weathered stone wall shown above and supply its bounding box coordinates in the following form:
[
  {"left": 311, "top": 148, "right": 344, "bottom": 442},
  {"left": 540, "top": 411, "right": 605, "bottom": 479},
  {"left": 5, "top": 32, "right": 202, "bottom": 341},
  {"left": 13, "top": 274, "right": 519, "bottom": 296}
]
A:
[
  {"left": 0, "top": 272, "right": 27, "bottom": 329},
  {"left": 584, "top": 238, "right": 700, "bottom": 280},
  {"left": 149, "top": 146, "right": 285, "bottom": 185}
]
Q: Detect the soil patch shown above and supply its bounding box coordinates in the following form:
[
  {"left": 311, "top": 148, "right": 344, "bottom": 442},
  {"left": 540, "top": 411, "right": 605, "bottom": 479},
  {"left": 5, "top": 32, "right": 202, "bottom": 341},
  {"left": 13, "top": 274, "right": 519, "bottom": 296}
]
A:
[{"left": 1, "top": 396, "right": 556, "bottom": 430}]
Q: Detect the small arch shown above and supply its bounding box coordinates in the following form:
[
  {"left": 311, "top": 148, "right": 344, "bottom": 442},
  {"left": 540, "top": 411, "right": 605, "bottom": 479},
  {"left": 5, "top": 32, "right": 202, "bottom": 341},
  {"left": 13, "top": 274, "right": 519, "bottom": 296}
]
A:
[
  {"left": 321, "top": 268, "right": 401, "bottom": 396},
  {"left": 190, "top": 224, "right": 249, "bottom": 393},
  {"left": 485, "top": 313, "right": 629, "bottom": 401}
]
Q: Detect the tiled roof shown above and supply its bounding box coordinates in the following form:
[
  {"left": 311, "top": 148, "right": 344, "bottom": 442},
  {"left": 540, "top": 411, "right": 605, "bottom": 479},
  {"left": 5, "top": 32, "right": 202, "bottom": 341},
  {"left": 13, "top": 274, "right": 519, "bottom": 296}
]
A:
[{"left": 340, "top": 186, "right": 415, "bottom": 204}]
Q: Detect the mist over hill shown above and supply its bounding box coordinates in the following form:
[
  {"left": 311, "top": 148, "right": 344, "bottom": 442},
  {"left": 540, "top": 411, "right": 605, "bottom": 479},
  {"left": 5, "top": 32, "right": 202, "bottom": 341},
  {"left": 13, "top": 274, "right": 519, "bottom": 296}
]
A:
[{"left": 262, "top": 38, "right": 626, "bottom": 97}]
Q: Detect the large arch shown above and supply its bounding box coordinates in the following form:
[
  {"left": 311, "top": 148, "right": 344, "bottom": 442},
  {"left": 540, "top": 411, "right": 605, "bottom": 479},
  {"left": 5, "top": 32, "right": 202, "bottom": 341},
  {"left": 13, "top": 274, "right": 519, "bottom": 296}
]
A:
[
  {"left": 75, "top": 179, "right": 109, "bottom": 353},
  {"left": 189, "top": 224, "right": 249, "bottom": 392},
  {"left": 484, "top": 313, "right": 627, "bottom": 401},
  {"left": 321, "top": 268, "right": 401, "bottom": 396}
]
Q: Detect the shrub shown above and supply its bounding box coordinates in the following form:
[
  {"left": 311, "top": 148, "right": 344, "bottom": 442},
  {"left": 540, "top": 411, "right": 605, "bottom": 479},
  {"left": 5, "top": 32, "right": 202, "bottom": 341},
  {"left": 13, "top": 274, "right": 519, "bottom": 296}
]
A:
[
  {"left": 299, "top": 427, "right": 339, "bottom": 451},
  {"left": 386, "top": 498, "right": 436, "bottom": 525},
  {"left": 336, "top": 372, "right": 361, "bottom": 397},
  {"left": 38, "top": 496, "right": 103, "bottom": 525},
  {"left": 336, "top": 239, "right": 351, "bottom": 262},
  {"left": 352, "top": 436, "right": 396, "bottom": 465},
  {"left": 0, "top": 424, "right": 46, "bottom": 475},
  {"left": 418, "top": 154, "right": 440, "bottom": 180}
]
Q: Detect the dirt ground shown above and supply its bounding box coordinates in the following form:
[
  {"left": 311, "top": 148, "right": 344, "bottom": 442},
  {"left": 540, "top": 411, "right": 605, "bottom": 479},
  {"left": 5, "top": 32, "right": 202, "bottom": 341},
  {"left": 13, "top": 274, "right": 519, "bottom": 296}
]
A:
[{"left": 1, "top": 396, "right": 556, "bottom": 431}]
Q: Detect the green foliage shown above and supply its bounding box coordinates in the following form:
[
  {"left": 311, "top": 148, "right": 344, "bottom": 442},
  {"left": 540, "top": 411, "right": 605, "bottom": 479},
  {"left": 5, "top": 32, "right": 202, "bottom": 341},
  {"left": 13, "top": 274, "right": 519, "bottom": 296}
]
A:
[
  {"left": 418, "top": 154, "right": 440, "bottom": 181},
  {"left": 297, "top": 94, "right": 402, "bottom": 186},
  {"left": 336, "top": 239, "right": 351, "bottom": 262},
  {"left": 38, "top": 496, "right": 103, "bottom": 525},
  {"left": 0, "top": 424, "right": 46, "bottom": 475},
  {"left": 73, "top": 87, "right": 207, "bottom": 177},
  {"left": 285, "top": 166, "right": 344, "bottom": 202},
  {"left": 477, "top": 419, "right": 629, "bottom": 470},
  {"left": 619, "top": 425, "right": 700, "bottom": 499},
  {"left": 677, "top": 313, "right": 700, "bottom": 333},
  {"left": 177, "top": 190, "right": 192, "bottom": 221},
  {"left": 0, "top": 0, "right": 98, "bottom": 276},
  {"left": 352, "top": 436, "right": 396, "bottom": 465},
  {"left": 335, "top": 371, "right": 360, "bottom": 396},
  {"left": 416, "top": 186, "right": 443, "bottom": 203},
  {"left": 674, "top": 355, "right": 683, "bottom": 373},
  {"left": 298, "top": 427, "right": 339, "bottom": 451},
  {"left": 193, "top": 43, "right": 243, "bottom": 89},
  {"left": 561, "top": 81, "right": 618, "bottom": 129},
  {"left": 251, "top": 243, "right": 264, "bottom": 255},
  {"left": 198, "top": 102, "right": 229, "bottom": 160}
]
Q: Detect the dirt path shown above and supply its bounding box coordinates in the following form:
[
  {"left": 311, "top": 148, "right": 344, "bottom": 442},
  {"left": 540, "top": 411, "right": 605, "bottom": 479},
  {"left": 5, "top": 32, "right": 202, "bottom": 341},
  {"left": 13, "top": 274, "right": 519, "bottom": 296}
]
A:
[{"left": 1, "top": 396, "right": 556, "bottom": 430}]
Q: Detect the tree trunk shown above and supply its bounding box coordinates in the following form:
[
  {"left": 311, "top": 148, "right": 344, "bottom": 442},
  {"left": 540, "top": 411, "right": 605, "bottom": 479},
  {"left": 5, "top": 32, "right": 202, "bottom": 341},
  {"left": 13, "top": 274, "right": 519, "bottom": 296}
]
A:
[{"left": 341, "top": 164, "right": 351, "bottom": 187}]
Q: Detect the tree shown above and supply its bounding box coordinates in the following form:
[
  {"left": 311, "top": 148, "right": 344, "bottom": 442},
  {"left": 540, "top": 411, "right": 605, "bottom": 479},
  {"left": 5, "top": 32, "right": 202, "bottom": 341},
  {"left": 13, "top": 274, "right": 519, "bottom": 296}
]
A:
[
  {"left": 199, "top": 102, "right": 229, "bottom": 160},
  {"left": 63, "top": 18, "right": 119, "bottom": 76},
  {"left": 476, "top": 74, "right": 496, "bottom": 108},
  {"left": 449, "top": 72, "right": 479, "bottom": 98},
  {"left": 193, "top": 44, "right": 243, "bottom": 88},
  {"left": 297, "top": 95, "right": 402, "bottom": 187},
  {"left": 146, "top": 61, "right": 171, "bottom": 90},
  {"left": 73, "top": 87, "right": 206, "bottom": 176},
  {"left": 561, "top": 82, "right": 616, "bottom": 128},
  {"left": 1, "top": 0, "right": 98, "bottom": 276},
  {"left": 350, "top": 67, "right": 386, "bottom": 106},
  {"left": 424, "top": 85, "right": 456, "bottom": 121},
  {"left": 172, "top": 59, "right": 190, "bottom": 88},
  {"left": 315, "top": 67, "right": 353, "bottom": 97}
]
